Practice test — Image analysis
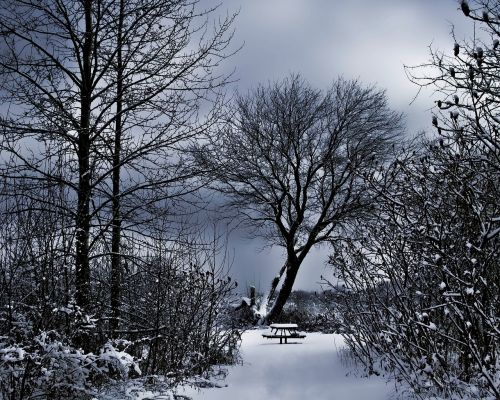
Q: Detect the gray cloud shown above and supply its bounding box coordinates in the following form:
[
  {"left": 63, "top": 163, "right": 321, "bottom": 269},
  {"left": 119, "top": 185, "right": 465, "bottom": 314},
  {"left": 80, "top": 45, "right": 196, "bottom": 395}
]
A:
[
  {"left": 223, "top": 0, "right": 470, "bottom": 131},
  {"left": 201, "top": 0, "right": 472, "bottom": 291}
]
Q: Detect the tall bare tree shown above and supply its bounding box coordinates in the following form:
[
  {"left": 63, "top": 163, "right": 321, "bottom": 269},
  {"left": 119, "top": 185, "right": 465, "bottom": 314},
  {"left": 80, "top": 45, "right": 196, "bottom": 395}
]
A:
[
  {"left": 196, "top": 75, "right": 404, "bottom": 322},
  {"left": 0, "top": 0, "right": 236, "bottom": 319}
]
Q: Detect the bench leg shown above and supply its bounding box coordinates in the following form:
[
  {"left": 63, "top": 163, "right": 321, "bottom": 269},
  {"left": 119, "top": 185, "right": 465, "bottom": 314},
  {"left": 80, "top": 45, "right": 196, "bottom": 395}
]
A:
[{"left": 280, "top": 337, "right": 282, "bottom": 344}]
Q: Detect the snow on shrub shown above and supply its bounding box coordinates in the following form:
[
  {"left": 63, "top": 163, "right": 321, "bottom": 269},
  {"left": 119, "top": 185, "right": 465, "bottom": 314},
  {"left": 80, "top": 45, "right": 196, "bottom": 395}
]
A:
[
  {"left": 327, "top": 2, "right": 500, "bottom": 398},
  {"left": 99, "top": 341, "right": 141, "bottom": 379},
  {"left": 0, "top": 330, "right": 140, "bottom": 399}
]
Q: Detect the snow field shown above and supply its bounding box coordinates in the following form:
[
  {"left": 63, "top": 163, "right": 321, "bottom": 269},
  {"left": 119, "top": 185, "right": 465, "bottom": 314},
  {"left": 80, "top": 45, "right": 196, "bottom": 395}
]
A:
[{"left": 178, "top": 329, "right": 396, "bottom": 400}]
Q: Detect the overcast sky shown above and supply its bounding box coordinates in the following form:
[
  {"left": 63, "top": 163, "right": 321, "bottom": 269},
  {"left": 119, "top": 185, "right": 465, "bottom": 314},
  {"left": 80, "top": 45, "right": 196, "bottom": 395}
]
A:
[{"left": 203, "top": 0, "right": 472, "bottom": 293}]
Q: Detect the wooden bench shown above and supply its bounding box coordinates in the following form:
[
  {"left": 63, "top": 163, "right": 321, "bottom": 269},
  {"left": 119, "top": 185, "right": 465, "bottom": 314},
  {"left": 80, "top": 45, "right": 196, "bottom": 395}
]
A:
[{"left": 262, "top": 323, "right": 306, "bottom": 344}]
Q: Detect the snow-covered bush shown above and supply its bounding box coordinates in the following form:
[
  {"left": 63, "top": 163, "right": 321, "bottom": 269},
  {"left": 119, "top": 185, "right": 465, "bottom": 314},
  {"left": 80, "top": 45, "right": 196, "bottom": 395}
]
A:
[
  {"left": 331, "top": 0, "right": 500, "bottom": 399},
  {"left": 109, "top": 236, "right": 240, "bottom": 380},
  {"left": 0, "top": 324, "right": 140, "bottom": 399},
  {"left": 330, "top": 3, "right": 500, "bottom": 397},
  {"left": 331, "top": 133, "right": 499, "bottom": 398},
  {"left": 0, "top": 189, "right": 240, "bottom": 395}
]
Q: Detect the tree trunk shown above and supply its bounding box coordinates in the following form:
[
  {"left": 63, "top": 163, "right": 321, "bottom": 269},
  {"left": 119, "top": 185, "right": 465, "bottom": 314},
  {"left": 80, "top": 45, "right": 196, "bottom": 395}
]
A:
[
  {"left": 75, "top": 0, "right": 93, "bottom": 311},
  {"left": 110, "top": 0, "right": 125, "bottom": 336},
  {"left": 263, "top": 258, "right": 301, "bottom": 324},
  {"left": 266, "top": 261, "right": 287, "bottom": 306}
]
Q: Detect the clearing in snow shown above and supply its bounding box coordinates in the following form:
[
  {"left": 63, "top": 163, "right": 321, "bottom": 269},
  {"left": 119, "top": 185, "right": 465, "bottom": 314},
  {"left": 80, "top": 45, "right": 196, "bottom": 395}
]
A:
[{"left": 178, "top": 329, "right": 396, "bottom": 400}]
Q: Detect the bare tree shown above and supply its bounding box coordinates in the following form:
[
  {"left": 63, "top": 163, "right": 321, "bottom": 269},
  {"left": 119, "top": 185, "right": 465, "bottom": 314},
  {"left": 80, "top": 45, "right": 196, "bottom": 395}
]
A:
[
  {"left": 0, "top": 0, "right": 236, "bottom": 320},
  {"left": 406, "top": 0, "right": 500, "bottom": 170},
  {"left": 196, "top": 75, "right": 404, "bottom": 322}
]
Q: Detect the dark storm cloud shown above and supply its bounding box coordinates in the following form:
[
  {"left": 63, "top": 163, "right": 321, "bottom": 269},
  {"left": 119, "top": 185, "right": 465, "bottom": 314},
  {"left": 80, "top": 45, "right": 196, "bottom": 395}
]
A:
[{"left": 201, "top": 0, "right": 472, "bottom": 291}]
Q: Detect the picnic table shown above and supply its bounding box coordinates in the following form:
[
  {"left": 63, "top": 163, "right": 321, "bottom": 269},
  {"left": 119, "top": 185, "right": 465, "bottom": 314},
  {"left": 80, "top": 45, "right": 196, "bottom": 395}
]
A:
[{"left": 262, "top": 323, "right": 306, "bottom": 344}]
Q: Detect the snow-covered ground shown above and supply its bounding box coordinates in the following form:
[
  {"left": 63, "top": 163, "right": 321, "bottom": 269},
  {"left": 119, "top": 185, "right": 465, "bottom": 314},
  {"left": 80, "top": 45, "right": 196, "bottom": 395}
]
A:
[{"left": 177, "top": 329, "right": 397, "bottom": 400}]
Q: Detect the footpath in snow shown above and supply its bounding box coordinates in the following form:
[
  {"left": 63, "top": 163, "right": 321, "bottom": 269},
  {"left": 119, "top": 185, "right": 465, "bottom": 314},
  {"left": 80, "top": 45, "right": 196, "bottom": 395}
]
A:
[{"left": 178, "top": 329, "right": 396, "bottom": 400}]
